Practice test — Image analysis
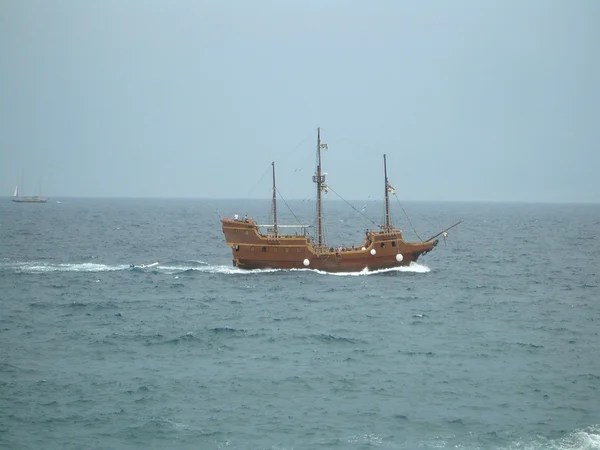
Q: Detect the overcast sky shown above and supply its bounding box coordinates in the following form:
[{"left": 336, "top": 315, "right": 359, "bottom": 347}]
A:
[{"left": 1, "top": 0, "right": 598, "bottom": 202}]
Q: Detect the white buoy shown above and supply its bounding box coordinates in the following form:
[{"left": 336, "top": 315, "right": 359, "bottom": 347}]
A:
[
  {"left": 395, "top": 253, "right": 404, "bottom": 262},
  {"left": 370, "top": 249, "right": 376, "bottom": 255},
  {"left": 361, "top": 247, "right": 366, "bottom": 251},
  {"left": 303, "top": 259, "right": 310, "bottom": 266}
]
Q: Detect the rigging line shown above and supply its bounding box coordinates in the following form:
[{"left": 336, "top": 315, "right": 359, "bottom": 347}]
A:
[
  {"left": 246, "top": 164, "right": 272, "bottom": 198},
  {"left": 288, "top": 130, "right": 319, "bottom": 173},
  {"left": 327, "top": 184, "right": 378, "bottom": 227},
  {"left": 324, "top": 128, "right": 382, "bottom": 155},
  {"left": 290, "top": 130, "right": 316, "bottom": 154},
  {"left": 393, "top": 193, "right": 423, "bottom": 242},
  {"left": 275, "top": 186, "right": 306, "bottom": 228}
]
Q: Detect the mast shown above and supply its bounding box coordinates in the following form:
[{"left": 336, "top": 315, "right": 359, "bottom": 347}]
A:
[
  {"left": 384, "top": 154, "right": 391, "bottom": 228},
  {"left": 313, "top": 128, "right": 326, "bottom": 248},
  {"left": 271, "top": 161, "right": 278, "bottom": 237}
]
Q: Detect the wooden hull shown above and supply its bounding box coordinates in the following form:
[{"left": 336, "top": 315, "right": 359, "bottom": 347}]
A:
[{"left": 222, "top": 218, "right": 437, "bottom": 273}]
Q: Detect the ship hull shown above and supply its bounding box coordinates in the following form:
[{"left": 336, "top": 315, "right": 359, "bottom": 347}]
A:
[
  {"left": 12, "top": 197, "right": 47, "bottom": 203},
  {"left": 233, "top": 256, "right": 417, "bottom": 272},
  {"left": 222, "top": 218, "right": 436, "bottom": 273}
]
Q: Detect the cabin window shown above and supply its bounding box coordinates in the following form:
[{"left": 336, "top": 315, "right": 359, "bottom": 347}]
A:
[
  {"left": 274, "top": 248, "right": 278, "bottom": 253},
  {"left": 262, "top": 246, "right": 267, "bottom": 252},
  {"left": 235, "top": 245, "right": 240, "bottom": 252},
  {"left": 251, "top": 247, "right": 255, "bottom": 252},
  {"left": 297, "top": 248, "right": 300, "bottom": 253},
  {"left": 285, "top": 248, "right": 289, "bottom": 253},
  {"left": 245, "top": 231, "right": 249, "bottom": 235},
  {"left": 380, "top": 242, "right": 385, "bottom": 248},
  {"left": 392, "top": 241, "right": 396, "bottom": 247}
]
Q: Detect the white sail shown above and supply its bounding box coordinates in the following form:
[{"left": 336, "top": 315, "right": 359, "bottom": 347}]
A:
[{"left": 13, "top": 185, "right": 18, "bottom": 197}]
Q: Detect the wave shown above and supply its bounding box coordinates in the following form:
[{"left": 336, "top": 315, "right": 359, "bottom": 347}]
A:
[
  {"left": 1, "top": 260, "right": 207, "bottom": 274},
  {"left": 158, "top": 262, "right": 430, "bottom": 276},
  {"left": 502, "top": 425, "right": 600, "bottom": 450},
  {"left": 2, "top": 260, "right": 429, "bottom": 276},
  {"left": 315, "top": 333, "right": 362, "bottom": 344},
  {"left": 308, "top": 262, "right": 431, "bottom": 276},
  {"left": 5, "top": 262, "right": 129, "bottom": 273},
  {"left": 385, "top": 425, "right": 600, "bottom": 449}
]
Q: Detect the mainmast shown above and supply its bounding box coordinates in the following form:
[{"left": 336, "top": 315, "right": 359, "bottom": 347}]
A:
[
  {"left": 383, "top": 154, "right": 391, "bottom": 229},
  {"left": 313, "top": 127, "right": 327, "bottom": 247},
  {"left": 272, "top": 161, "right": 278, "bottom": 237}
]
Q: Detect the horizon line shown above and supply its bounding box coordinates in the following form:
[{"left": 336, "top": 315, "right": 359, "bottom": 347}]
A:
[{"left": 2, "top": 196, "right": 599, "bottom": 205}]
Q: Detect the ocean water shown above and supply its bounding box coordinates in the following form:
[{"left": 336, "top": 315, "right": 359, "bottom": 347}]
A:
[{"left": 1, "top": 198, "right": 599, "bottom": 450}]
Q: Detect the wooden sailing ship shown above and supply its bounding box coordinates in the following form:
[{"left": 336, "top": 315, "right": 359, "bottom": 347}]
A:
[{"left": 222, "top": 128, "right": 460, "bottom": 272}]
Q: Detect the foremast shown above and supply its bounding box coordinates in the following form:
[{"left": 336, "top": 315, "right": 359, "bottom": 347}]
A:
[{"left": 313, "top": 128, "right": 328, "bottom": 248}]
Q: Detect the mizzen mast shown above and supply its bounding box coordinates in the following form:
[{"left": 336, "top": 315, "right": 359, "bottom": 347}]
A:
[{"left": 271, "top": 161, "right": 278, "bottom": 237}]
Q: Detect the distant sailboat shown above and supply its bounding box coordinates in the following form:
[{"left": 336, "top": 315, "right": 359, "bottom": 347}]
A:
[{"left": 12, "top": 174, "right": 47, "bottom": 203}]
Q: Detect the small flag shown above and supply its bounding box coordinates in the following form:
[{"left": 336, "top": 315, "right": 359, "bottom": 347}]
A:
[
  {"left": 387, "top": 184, "right": 396, "bottom": 194},
  {"left": 320, "top": 143, "right": 328, "bottom": 150}
]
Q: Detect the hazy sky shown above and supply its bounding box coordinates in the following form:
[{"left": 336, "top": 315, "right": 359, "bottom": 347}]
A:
[{"left": 1, "top": 1, "right": 598, "bottom": 202}]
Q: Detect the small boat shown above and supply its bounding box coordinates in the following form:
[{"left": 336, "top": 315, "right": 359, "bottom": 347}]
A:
[
  {"left": 12, "top": 185, "right": 47, "bottom": 203},
  {"left": 11, "top": 172, "right": 47, "bottom": 203},
  {"left": 221, "top": 128, "right": 461, "bottom": 273}
]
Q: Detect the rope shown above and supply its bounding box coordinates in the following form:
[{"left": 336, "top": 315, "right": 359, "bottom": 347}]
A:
[
  {"left": 246, "top": 164, "right": 272, "bottom": 198},
  {"left": 327, "top": 184, "right": 378, "bottom": 227},
  {"left": 275, "top": 186, "right": 309, "bottom": 229},
  {"left": 393, "top": 193, "right": 423, "bottom": 242}
]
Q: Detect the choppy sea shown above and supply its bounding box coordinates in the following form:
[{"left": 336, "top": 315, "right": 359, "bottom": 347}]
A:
[{"left": 1, "top": 198, "right": 599, "bottom": 450}]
